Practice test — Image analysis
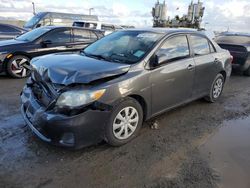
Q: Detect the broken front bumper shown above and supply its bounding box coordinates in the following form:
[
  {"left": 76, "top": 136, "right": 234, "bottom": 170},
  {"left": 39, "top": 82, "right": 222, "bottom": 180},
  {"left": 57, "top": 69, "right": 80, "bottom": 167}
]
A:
[{"left": 20, "top": 86, "right": 111, "bottom": 149}]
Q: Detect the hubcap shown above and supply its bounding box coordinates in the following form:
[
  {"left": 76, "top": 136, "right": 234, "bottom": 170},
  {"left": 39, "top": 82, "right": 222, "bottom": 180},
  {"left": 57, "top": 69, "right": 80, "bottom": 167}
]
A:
[
  {"left": 213, "top": 78, "right": 223, "bottom": 98},
  {"left": 11, "top": 58, "right": 31, "bottom": 77},
  {"left": 113, "top": 106, "right": 139, "bottom": 140}
]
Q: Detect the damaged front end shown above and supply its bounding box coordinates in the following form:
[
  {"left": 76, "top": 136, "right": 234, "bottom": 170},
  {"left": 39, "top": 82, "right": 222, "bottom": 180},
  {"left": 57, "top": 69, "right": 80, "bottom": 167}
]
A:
[{"left": 20, "top": 70, "right": 112, "bottom": 149}]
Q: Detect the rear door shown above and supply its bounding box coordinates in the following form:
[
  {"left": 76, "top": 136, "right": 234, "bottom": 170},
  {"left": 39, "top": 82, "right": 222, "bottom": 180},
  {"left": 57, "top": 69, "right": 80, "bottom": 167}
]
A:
[
  {"left": 189, "top": 34, "right": 218, "bottom": 96},
  {"left": 37, "top": 28, "right": 73, "bottom": 56},
  {"left": 151, "top": 34, "right": 195, "bottom": 115},
  {"left": 72, "top": 29, "right": 98, "bottom": 50}
]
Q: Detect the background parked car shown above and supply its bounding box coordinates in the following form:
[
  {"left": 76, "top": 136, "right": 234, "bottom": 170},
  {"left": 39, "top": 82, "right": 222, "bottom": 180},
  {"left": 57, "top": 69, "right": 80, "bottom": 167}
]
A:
[
  {"left": 0, "top": 26, "right": 103, "bottom": 78},
  {"left": 23, "top": 12, "right": 98, "bottom": 30},
  {"left": 0, "top": 23, "right": 27, "bottom": 41},
  {"left": 215, "top": 32, "right": 250, "bottom": 76},
  {"left": 73, "top": 21, "right": 123, "bottom": 35}
]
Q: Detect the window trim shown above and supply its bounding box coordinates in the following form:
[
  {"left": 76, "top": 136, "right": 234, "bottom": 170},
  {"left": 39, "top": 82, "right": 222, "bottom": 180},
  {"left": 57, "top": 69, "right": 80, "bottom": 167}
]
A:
[{"left": 154, "top": 34, "right": 191, "bottom": 66}]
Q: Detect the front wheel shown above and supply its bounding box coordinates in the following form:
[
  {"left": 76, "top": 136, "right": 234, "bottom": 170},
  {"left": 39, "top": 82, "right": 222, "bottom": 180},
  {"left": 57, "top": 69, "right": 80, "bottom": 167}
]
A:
[
  {"left": 6, "top": 55, "right": 31, "bottom": 78},
  {"left": 205, "top": 73, "right": 225, "bottom": 103},
  {"left": 105, "top": 97, "right": 143, "bottom": 146}
]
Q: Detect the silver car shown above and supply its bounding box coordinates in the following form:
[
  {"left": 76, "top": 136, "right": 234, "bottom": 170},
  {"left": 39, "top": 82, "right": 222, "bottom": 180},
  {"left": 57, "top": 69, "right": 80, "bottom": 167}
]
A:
[{"left": 21, "top": 28, "right": 232, "bottom": 149}]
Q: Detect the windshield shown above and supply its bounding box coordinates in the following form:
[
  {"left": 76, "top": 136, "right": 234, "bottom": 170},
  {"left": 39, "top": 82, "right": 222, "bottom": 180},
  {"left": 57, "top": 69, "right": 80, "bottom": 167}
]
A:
[
  {"left": 83, "top": 30, "right": 164, "bottom": 64},
  {"left": 24, "top": 14, "right": 42, "bottom": 28},
  {"left": 16, "top": 27, "right": 51, "bottom": 42}
]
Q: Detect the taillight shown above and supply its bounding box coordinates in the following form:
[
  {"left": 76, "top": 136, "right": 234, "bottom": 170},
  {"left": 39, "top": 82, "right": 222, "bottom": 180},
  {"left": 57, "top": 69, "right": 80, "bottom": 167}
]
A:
[{"left": 229, "top": 55, "right": 234, "bottom": 63}]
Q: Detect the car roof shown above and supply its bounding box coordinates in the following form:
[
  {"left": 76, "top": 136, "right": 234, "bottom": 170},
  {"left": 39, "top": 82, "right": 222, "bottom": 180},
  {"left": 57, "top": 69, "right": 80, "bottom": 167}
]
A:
[
  {"left": 124, "top": 27, "right": 206, "bottom": 36},
  {"left": 38, "top": 25, "right": 102, "bottom": 32}
]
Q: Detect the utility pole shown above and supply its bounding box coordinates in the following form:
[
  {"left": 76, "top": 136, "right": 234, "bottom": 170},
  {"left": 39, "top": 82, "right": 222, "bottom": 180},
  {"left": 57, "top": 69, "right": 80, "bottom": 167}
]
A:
[
  {"left": 32, "top": 2, "right": 36, "bottom": 15},
  {"left": 89, "top": 8, "right": 94, "bottom": 15}
]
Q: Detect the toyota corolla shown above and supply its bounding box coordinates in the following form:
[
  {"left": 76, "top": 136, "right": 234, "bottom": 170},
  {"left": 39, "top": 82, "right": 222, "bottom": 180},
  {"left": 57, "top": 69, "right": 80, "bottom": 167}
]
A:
[{"left": 21, "top": 29, "right": 232, "bottom": 149}]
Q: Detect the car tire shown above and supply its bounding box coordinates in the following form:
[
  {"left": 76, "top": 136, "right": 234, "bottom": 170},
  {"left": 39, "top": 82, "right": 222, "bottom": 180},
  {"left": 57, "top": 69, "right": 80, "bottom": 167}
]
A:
[
  {"left": 205, "top": 73, "right": 225, "bottom": 103},
  {"left": 243, "top": 66, "right": 250, "bottom": 76},
  {"left": 6, "top": 55, "right": 31, "bottom": 78},
  {"left": 105, "top": 97, "right": 143, "bottom": 146}
]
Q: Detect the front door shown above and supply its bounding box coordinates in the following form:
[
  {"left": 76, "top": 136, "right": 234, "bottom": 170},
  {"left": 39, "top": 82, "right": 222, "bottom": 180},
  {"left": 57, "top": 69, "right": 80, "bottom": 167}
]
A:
[
  {"left": 37, "top": 28, "right": 73, "bottom": 56},
  {"left": 150, "top": 35, "right": 195, "bottom": 115}
]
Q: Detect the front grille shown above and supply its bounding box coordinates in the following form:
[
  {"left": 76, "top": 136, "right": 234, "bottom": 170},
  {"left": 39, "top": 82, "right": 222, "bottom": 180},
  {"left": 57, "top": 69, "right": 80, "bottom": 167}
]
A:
[
  {"left": 31, "top": 70, "right": 59, "bottom": 107},
  {"left": 32, "top": 83, "right": 52, "bottom": 107}
]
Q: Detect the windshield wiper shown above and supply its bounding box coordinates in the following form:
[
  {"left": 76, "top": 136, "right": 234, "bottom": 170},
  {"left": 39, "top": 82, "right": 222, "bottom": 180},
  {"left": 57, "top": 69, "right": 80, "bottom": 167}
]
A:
[{"left": 81, "top": 51, "right": 110, "bottom": 61}]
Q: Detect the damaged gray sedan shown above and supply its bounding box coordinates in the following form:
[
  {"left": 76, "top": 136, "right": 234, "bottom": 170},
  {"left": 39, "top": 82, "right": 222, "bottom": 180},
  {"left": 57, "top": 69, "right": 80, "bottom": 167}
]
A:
[{"left": 21, "top": 29, "right": 232, "bottom": 149}]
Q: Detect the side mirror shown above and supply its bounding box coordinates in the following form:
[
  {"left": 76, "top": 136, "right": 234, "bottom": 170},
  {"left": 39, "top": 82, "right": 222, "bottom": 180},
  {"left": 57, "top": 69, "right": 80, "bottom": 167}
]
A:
[
  {"left": 149, "top": 54, "right": 159, "bottom": 68},
  {"left": 36, "top": 24, "right": 41, "bottom": 28},
  {"left": 41, "top": 40, "right": 52, "bottom": 47}
]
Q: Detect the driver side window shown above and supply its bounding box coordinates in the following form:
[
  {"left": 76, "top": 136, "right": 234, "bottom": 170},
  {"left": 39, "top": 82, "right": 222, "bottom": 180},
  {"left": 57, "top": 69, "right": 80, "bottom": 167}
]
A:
[
  {"left": 156, "top": 35, "right": 190, "bottom": 64},
  {"left": 43, "top": 29, "right": 71, "bottom": 43}
]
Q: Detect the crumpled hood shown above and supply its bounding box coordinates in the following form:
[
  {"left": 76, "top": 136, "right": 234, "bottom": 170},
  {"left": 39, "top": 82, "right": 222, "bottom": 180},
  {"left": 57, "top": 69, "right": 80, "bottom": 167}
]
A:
[{"left": 32, "top": 53, "right": 131, "bottom": 85}]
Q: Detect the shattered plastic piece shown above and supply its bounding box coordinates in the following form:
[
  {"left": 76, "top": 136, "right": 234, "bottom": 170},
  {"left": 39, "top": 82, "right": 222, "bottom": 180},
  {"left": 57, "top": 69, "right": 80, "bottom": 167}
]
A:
[{"left": 150, "top": 120, "right": 160, "bottom": 130}]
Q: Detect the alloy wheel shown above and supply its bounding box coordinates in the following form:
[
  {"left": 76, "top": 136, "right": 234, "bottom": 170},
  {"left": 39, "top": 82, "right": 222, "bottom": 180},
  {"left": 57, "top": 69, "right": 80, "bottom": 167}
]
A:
[
  {"left": 11, "top": 57, "right": 31, "bottom": 77},
  {"left": 113, "top": 106, "right": 139, "bottom": 140},
  {"left": 213, "top": 77, "right": 223, "bottom": 98}
]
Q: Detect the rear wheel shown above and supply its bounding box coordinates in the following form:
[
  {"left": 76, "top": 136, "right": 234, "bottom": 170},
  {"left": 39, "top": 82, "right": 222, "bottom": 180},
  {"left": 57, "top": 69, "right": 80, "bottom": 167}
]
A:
[
  {"left": 205, "top": 73, "right": 225, "bottom": 103},
  {"left": 105, "top": 97, "right": 143, "bottom": 146},
  {"left": 6, "top": 55, "right": 31, "bottom": 78}
]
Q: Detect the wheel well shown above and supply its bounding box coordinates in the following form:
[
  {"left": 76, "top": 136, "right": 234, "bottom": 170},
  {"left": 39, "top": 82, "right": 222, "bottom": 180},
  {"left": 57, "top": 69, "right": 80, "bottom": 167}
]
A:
[
  {"left": 128, "top": 94, "right": 147, "bottom": 121},
  {"left": 219, "top": 70, "right": 227, "bottom": 81}
]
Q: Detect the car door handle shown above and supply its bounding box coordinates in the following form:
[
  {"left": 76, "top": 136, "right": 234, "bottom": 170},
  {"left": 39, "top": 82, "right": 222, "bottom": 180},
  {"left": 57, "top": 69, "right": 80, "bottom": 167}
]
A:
[
  {"left": 187, "top": 64, "right": 194, "bottom": 70},
  {"left": 66, "top": 45, "right": 73, "bottom": 48}
]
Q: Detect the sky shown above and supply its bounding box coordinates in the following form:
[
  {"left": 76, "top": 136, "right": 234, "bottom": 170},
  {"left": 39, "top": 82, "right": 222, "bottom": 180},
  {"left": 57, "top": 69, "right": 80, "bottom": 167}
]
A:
[{"left": 0, "top": 0, "right": 249, "bottom": 32}]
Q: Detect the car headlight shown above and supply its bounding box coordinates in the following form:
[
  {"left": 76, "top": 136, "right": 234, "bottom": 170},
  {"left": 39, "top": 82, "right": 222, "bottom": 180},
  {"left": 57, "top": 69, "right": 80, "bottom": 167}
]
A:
[{"left": 56, "top": 89, "right": 106, "bottom": 107}]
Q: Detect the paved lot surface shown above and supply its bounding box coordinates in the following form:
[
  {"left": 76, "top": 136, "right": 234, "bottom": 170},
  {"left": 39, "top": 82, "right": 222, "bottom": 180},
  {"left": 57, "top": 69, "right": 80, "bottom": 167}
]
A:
[{"left": 0, "top": 73, "right": 250, "bottom": 188}]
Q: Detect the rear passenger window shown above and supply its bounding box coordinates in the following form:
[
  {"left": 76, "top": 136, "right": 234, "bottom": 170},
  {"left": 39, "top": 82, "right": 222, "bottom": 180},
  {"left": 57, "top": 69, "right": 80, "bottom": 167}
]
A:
[
  {"left": 156, "top": 35, "right": 190, "bottom": 63},
  {"left": 74, "top": 29, "right": 91, "bottom": 42},
  {"left": 190, "top": 35, "right": 210, "bottom": 55}
]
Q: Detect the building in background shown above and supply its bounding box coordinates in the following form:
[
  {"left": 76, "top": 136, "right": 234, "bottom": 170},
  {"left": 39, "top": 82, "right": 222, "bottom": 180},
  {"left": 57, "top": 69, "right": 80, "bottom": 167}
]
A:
[
  {"left": 152, "top": 0, "right": 205, "bottom": 29},
  {"left": 152, "top": 0, "right": 167, "bottom": 27}
]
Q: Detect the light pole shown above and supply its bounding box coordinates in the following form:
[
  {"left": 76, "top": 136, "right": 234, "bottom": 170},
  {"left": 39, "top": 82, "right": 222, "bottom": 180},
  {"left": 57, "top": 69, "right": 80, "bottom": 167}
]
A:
[
  {"left": 32, "top": 2, "right": 36, "bottom": 15},
  {"left": 89, "top": 8, "right": 94, "bottom": 15}
]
